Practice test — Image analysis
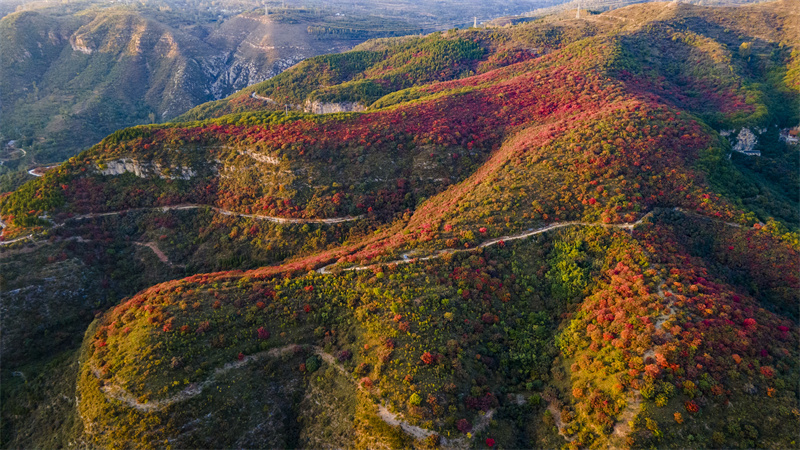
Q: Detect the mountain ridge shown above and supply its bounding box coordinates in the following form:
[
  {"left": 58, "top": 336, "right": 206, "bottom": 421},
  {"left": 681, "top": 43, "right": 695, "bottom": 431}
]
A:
[
  {"left": 0, "top": 3, "right": 418, "bottom": 191},
  {"left": 1, "top": 1, "right": 798, "bottom": 448}
]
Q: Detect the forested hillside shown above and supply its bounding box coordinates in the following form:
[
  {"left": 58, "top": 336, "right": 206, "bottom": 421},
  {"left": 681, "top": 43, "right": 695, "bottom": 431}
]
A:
[
  {"left": 0, "top": 2, "right": 418, "bottom": 191},
  {"left": 1, "top": 1, "right": 798, "bottom": 448}
]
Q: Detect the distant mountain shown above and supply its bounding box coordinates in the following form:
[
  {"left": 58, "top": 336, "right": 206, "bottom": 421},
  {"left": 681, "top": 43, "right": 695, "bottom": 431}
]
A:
[
  {"left": 0, "top": 4, "right": 416, "bottom": 189},
  {"left": 1, "top": 1, "right": 798, "bottom": 448},
  {"left": 488, "top": 0, "right": 781, "bottom": 26}
]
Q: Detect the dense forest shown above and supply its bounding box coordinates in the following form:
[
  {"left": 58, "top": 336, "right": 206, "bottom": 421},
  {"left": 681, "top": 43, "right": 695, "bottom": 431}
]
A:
[{"left": 1, "top": 1, "right": 798, "bottom": 448}]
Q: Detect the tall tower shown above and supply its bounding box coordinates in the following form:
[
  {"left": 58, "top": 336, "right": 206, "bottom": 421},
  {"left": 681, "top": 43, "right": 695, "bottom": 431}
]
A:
[
  {"left": 474, "top": 17, "right": 477, "bottom": 28},
  {"left": 576, "top": 0, "right": 581, "bottom": 19}
]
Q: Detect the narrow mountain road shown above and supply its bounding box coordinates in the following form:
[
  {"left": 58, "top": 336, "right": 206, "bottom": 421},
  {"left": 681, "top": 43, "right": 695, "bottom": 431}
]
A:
[
  {"left": 377, "top": 404, "right": 438, "bottom": 441},
  {"left": 134, "top": 242, "right": 184, "bottom": 268},
  {"left": 95, "top": 343, "right": 489, "bottom": 446},
  {"left": 673, "top": 207, "right": 743, "bottom": 228},
  {"left": 26, "top": 164, "right": 60, "bottom": 177},
  {"left": 250, "top": 92, "right": 303, "bottom": 111},
  {"left": 1, "top": 205, "right": 361, "bottom": 249},
  {"left": 96, "top": 345, "right": 302, "bottom": 413},
  {"left": 0, "top": 234, "right": 34, "bottom": 247},
  {"left": 318, "top": 212, "right": 655, "bottom": 275},
  {"left": 80, "top": 207, "right": 744, "bottom": 445},
  {"left": 251, "top": 92, "right": 277, "bottom": 104},
  {"left": 64, "top": 204, "right": 364, "bottom": 225}
]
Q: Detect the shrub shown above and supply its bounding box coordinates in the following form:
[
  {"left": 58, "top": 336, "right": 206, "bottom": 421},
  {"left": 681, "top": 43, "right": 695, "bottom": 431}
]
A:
[
  {"left": 338, "top": 349, "right": 353, "bottom": 361},
  {"left": 195, "top": 321, "right": 211, "bottom": 334},
  {"left": 305, "top": 355, "right": 321, "bottom": 373},
  {"left": 355, "top": 362, "right": 370, "bottom": 375}
]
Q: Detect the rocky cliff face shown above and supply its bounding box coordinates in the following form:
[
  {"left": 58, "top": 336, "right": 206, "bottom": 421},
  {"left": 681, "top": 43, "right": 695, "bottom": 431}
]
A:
[
  {"left": 204, "top": 14, "right": 362, "bottom": 101},
  {"left": 722, "top": 127, "right": 764, "bottom": 156},
  {"left": 237, "top": 149, "right": 280, "bottom": 165},
  {"left": 97, "top": 158, "right": 198, "bottom": 180},
  {"left": 69, "top": 35, "right": 92, "bottom": 54},
  {"left": 304, "top": 100, "right": 367, "bottom": 114},
  {"left": 0, "top": 9, "right": 366, "bottom": 170}
]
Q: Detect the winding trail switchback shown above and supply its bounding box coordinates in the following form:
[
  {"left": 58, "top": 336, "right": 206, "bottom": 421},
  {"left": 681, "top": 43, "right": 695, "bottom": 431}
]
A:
[
  {"left": 93, "top": 343, "right": 491, "bottom": 446},
  {"left": 64, "top": 204, "right": 364, "bottom": 225},
  {"left": 318, "top": 211, "right": 656, "bottom": 274}
]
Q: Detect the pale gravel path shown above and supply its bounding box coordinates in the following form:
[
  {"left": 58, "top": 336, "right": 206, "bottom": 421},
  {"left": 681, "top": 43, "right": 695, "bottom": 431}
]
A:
[
  {"left": 546, "top": 282, "right": 675, "bottom": 444},
  {"left": 33, "top": 206, "right": 746, "bottom": 443},
  {"left": 97, "top": 345, "right": 303, "bottom": 412},
  {"left": 546, "top": 402, "right": 577, "bottom": 442},
  {"left": 95, "top": 343, "right": 492, "bottom": 447},
  {"left": 613, "top": 282, "right": 675, "bottom": 442},
  {"left": 65, "top": 204, "right": 363, "bottom": 225},
  {"left": 318, "top": 211, "right": 655, "bottom": 275},
  {"left": 0, "top": 234, "right": 34, "bottom": 246},
  {"left": 1, "top": 204, "right": 362, "bottom": 247},
  {"left": 134, "top": 242, "right": 185, "bottom": 268}
]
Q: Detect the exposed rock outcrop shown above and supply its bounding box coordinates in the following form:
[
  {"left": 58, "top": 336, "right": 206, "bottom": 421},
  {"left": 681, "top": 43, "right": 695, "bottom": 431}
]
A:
[
  {"left": 69, "top": 36, "right": 92, "bottom": 54},
  {"left": 304, "top": 100, "right": 366, "bottom": 114},
  {"left": 96, "top": 159, "right": 197, "bottom": 179},
  {"left": 237, "top": 149, "right": 280, "bottom": 165},
  {"left": 722, "top": 127, "right": 761, "bottom": 156}
]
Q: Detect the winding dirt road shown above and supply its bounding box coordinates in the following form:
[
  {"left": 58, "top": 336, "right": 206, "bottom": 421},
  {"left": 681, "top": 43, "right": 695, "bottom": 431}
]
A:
[
  {"left": 1, "top": 204, "right": 363, "bottom": 248},
  {"left": 0, "top": 234, "right": 34, "bottom": 247},
  {"left": 95, "top": 343, "right": 490, "bottom": 446},
  {"left": 65, "top": 204, "right": 364, "bottom": 225},
  {"left": 251, "top": 92, "right": 278, "bottom": 104},
  {"left": 97, "top": 345, "right": 303, "bottom": 413},
  {"left": 134, "top": 242, "right": 183, "bottom": 268},
  {"left": 318, "top": 212, "right": 654, "bottom": 275},
  {"left": 78, "top": 208, "right": 749, "bottom": 445}
]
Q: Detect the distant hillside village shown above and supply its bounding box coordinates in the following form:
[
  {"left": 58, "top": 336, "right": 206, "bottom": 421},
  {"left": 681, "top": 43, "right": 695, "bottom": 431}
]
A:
[{"left": 779, "top": 126, "right": 799, "bottom": 145}]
